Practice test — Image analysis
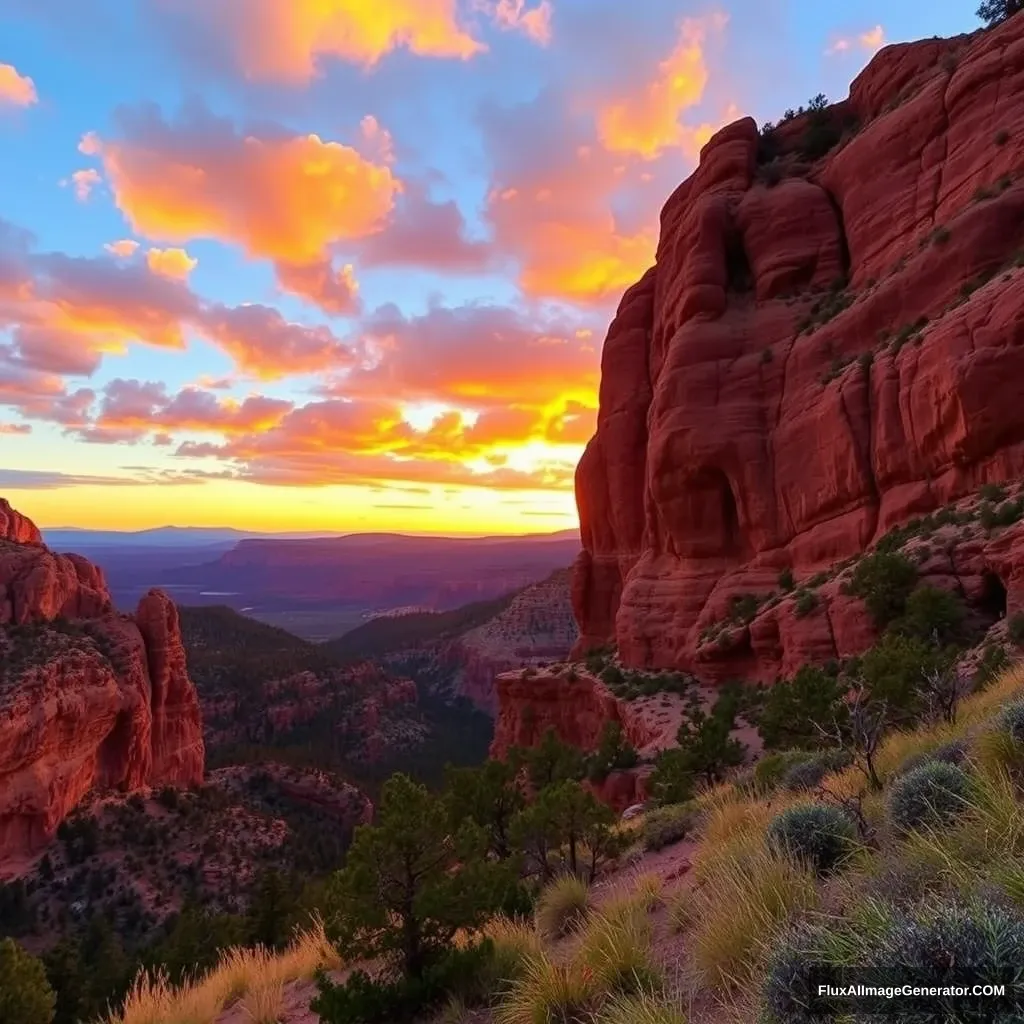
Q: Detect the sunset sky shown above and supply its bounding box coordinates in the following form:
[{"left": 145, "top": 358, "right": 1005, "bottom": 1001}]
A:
[{"left": 0, "top": 0, "right": 976, "bottom": 534}]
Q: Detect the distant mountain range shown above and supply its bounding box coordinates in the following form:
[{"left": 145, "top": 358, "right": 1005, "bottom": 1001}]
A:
[
  {"left": 42, "top": 525, "right": 580, "bottom": 548},
  {"left": 38, "top": 525, "right": 582, "bottom": 628}
]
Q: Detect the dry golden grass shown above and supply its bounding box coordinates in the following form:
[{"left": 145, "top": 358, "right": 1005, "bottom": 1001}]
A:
[
  {"left": 482, "top": 914, "right": 545, "bottom": 988},
  {"left": 238, "top": 971, "right": 284, "bottom": 1024},
  {"left": 595, "top": 990, "right": 688, "bottom": 1024},
  {"left": 576, "top": 902, "right": 661, "bottom": 998},
  {"left": 535, "top": 874, "right": 591, "bottom": 940},
  {"left": 687, "top": 845, "right": 818, "bottom": 990},
  {"left": 492, "top": 955, "right": 597, "bottom": 1024},
  {"left": 103, "top": 919, "right": 339, "bottom": 1024},
  {"left": 822, "top": 664, "right": 1024, "bottom": 801}
]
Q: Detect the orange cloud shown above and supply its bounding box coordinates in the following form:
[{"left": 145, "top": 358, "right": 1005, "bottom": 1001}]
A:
[
  {"left": 80, "top": 107, "right": 399, "bottom": 311},
  {"left": 0, "top": 63, "right": 37, "bottom": 107},
  {"left": 165, "top": 0, "right": 485, "bottom": 82},
  {"left": 826, "top": 25, "right": 885, "bottom": 56},
  {"left": 482, "top": 108, "right": 665, "bottom": 302},
  {"left": 596, "top": 13, "right": 727, "bottom": 159},
  {"left": 0, "top": 422, "right": 31, "bottom": 435},
  {"left": 484, "top": 0, "right": 553, "bottom": 44},
  {"left": 174, "top": 397, "right": 579, "bottom": 492},
  {"left": 146, "top": 246, "right": 197, "bottom": 280}
]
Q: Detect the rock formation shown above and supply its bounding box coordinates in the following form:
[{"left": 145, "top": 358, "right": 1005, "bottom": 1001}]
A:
[
  {"left": 451, "top": 568, "right": 578, "bottom": 712},
  {"left": 0, "top": 500, "right": 205, "bottom": 865},
  {"left": 573, "top": 17, "right": 1024, "bottom": 678}
]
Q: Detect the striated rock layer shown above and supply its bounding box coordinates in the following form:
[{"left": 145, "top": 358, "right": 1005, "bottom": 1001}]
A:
[
  {"left": 573, "top": 18, "right": 1024, "bottom": 678},
  {"left": 0, "top": 500, "right": 205, "bottom": 865}
]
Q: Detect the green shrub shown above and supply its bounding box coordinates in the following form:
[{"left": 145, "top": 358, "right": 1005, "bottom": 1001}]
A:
[
  {"left": 896, "top": 740, "right": 967, "bottom": 777},
  {"left": 761, "top": 921, "right": 851, "bottom": 1024},
  {"left": 782, "top": 750, "right": 854, "bottom": 792},
  {"left": 778, "top": 568, "right": 795, "bottom": 592},
  {"left": 642, "top": 804, "right": 693, "bottom": 851},
  {"left": 887, "top": 761, "right": 971, "bottom": 833},
  {"left": 766, "top": 803, "right": 857, "bottom": 875},
  {"left": 859, "top": 632, "right": 954, "bottom": 719},
  {"left": 757, "top": 665, "right": 847, "bottom": 751},
  {"left": 848, "top": 551, "right": 917, "bottom": 627},
  {"left": 0, "top": 938, "right": 56, "bottom": 1024},
  {"left": 312, "top": 942, "right": 495, "bottom": 1023},
  {"left": 753, "top": 750, "right": 815, "bottom": 790},
  {"left": 646, "top": 748, "right": 696, "bottom": 807},
  {"left": 863, "top": 899, "right": 1024, "bottom": 1014},
  {"left": 794, "top": 589, "right": 819, "bottom": 618},
  {"left": 980, "top": 483, "right": 1009, "bottom": 502},
  {"left": 896, "top": 586, "right": 966, "bottom": 645},
  {"left": 587, "top": 721, "right": 639, "bottom": 783},
  {"left": 998, "top": 700, "right": 1024, "bottom": 744}
]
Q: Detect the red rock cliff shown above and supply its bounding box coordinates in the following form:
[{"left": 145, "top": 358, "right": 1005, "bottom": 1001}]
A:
[
  {"left": 0, "top": 502, "right": 205, "bottom": 865},
  {"left": 573, "top": 18, "right": 1024, "bottom": 675},
  {"left": 490, "top": 667, "right": 665, "bottom": 758}
]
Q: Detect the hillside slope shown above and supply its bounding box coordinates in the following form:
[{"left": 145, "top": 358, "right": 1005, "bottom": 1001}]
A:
[{"left": 325, "top": 568, "right": 578, "bottom": 712}]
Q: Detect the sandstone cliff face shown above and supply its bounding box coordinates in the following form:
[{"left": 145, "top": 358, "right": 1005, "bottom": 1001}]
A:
[
  {"left": 573, "top": 18, "right": 1024, "bottom": 677},
  {"left": 0, "top": 501, "right": 205, "bottom": 865}
]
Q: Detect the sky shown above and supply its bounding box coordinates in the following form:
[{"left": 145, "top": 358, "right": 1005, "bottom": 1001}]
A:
[{"left": 0, "top": 0, "right": 979, "bottom": 534}]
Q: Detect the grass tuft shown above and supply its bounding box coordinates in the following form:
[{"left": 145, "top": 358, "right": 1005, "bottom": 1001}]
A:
[
  {"left": 535, "top": 874, "right": 591, "bottom": 940},
  {"left": 596, "top": 990, "right": 688, "bottom": 1024},
  {"left": 688, "top": 846, "right": 818, "bottom": 989},
  {"left": 493, "top": 956, "right": 597, "bottom": 1024},
  {"left": 576, "top": 905, "right": 662, "bottom": 998}
]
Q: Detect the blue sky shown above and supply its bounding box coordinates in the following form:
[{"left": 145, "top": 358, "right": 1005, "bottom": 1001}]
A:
[{"left": 0, "top": 0, "right": 980, "bottom": 532}]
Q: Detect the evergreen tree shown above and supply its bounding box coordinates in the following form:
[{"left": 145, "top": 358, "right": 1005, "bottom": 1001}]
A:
[
  {"left": 758, "top": 665, "right": 848, "bottom": 750},
  {"left": 977, "top": 0, "right": 1023, "bottom": 26},
  {"left": 674, "top": 703, "right": 746, "bottom": 785},
  {"left": 509, "top": 728, "right": 585, "bottom": 792},
  {"left": 324, "top": 774, "right": 506, "bottom": 978},
  {"left": 0, "top": 937, "right": 56, "bottom": 1024},
  {"left": 510, "top": 780, "right": 623, "bottom": 883},
  {"left": 444, "top": 760, "right": 524, "bottom": 861}
]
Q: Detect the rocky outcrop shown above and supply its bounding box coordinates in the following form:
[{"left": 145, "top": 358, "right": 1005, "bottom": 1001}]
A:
[
  {"left": 0, "top": 500, "right": 205, "bottom": 866},
  {"left": 490, "top": 667, "right": 666, "bottom": 759},
  {"left": 136, "top": 590, "right": 206, "bottom": 787},
  {"left": 573, "top": 17, "right": 1024, "bottom": 677},
  {"left": 0, "top": 499, "right": 41, "bottom": 546}
]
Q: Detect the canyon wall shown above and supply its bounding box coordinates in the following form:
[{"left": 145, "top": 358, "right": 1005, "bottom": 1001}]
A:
[
  {"left": 0, "top": 499, "right": 205, "bottom": 865},
  {"left": 573, "top": 18, "right": 1024, "bottom": 677}
]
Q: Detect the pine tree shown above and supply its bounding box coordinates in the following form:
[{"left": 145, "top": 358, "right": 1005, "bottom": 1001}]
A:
[
  {"left": 0, "top": 937, "right": 56, "bottom": 1024},
  {"left": 324, "top": 773, "right": 506, "bottom": 978},
  {"left": 977, "top": 0, "right": 1024, "bottom": 26}
]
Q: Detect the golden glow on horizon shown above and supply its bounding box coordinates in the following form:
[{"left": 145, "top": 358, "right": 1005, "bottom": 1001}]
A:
[{"left": 7, "top": 479, "right": 579, "bottom": 534}]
